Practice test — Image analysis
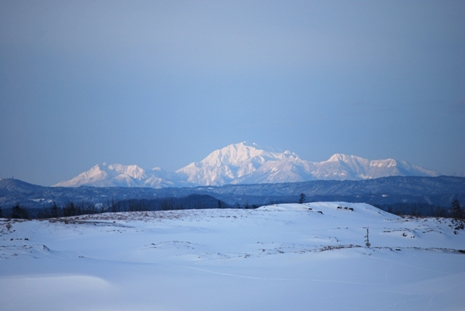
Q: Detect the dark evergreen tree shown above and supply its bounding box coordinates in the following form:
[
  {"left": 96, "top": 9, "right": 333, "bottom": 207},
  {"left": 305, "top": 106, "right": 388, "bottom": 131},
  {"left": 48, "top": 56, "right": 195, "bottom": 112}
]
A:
[
  {"left": 11, "top": 203, "right": 28, "bottom": 219},
  {"left": 11, "top": 204, "right": 22, "bottom": 219},
  {"left": 299, "top": 193, "right": 306, "bottom": 204},
  {"left": 50, "top": 202, "right": 59, "bottom": 218},
  {"left": 63, "top": 202, "right": 76, "bottom": 217},
  {"left": 451, "top": 199, "right": 462, "bottom": 219}
]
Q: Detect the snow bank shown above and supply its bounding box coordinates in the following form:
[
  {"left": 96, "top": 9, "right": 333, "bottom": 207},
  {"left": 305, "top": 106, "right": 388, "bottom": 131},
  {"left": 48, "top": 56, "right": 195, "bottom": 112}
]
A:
[{"left": 1, "top": 202, "right": 464, "bottom": 310}]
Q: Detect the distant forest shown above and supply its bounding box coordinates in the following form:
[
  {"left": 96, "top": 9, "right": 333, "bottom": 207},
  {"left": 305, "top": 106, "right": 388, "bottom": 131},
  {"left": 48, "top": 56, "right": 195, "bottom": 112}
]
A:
[{"left": 0, "top": 195, "right": 463, "bottom": 221}]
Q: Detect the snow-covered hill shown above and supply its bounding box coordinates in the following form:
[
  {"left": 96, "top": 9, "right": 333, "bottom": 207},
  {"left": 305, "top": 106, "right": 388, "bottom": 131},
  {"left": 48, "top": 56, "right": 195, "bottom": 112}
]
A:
[
  {"left": 55, "top": 142, "right": 442, "bottom": 187},
  {"left": 1, "top": 202, "right": 464, "bottom": 310}
]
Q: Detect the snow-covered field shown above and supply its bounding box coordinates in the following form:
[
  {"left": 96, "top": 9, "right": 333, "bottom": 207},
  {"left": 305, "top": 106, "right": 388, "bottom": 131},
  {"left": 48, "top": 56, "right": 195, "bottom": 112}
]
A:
[{"left": 1, "top": 202, "right": 464, "bottom": 311}]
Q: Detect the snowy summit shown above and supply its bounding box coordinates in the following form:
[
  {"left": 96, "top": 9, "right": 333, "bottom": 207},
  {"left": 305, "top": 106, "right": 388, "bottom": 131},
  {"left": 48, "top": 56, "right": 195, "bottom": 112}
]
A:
[
  {"left": 175, "top": 142, "right": 301, "bottom": 185},
  {"left": 55, "top": 142, "right": 442, "bottom": 187}
]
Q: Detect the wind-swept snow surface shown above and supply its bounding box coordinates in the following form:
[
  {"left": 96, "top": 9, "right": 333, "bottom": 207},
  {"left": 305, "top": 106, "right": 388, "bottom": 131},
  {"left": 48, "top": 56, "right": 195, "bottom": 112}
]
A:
[{"left": 1, "top": 202, "right": 464, "bottom": 310}]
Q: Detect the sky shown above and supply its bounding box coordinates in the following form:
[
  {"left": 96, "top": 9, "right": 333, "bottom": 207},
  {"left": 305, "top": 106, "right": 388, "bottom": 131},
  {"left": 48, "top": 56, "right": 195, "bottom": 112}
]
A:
[{"left": 1, "top": 0, "right": 464, "bottom": 186}]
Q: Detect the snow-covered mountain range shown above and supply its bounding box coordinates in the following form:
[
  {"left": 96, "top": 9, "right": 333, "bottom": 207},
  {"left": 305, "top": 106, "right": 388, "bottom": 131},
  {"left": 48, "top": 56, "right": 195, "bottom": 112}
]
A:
[{"left": 55, "top": 142, "right": 441, "bottom": 188}]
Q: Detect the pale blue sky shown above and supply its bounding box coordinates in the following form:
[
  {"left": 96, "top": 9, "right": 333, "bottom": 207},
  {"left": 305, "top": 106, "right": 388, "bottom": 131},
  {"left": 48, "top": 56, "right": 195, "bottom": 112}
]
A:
[{"left": 1, "top": 0, "right": 464, "bottom": 186}]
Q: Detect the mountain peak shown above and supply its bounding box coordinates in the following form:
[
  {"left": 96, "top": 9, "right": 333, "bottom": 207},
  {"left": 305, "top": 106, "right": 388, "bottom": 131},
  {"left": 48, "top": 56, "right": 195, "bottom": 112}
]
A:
[
  {"left": 328, "top": 153, "right": 348, "bottom": 162},
  {"left": 176, "top": 142, "right": 303, "bottom": 186},
  {"left": 327, "top": 153, "right": 366, "bottom": 163},
  {"left": 54, "top": 163, "right": 148, "bottom": 187},
  {"left": 191, "top": 142, "right": 273, "bottom": 167}
]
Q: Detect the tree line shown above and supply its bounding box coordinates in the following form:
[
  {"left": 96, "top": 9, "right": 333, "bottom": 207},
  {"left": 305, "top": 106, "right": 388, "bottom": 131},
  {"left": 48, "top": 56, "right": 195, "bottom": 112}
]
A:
[
  {"left": 2, "top": 201, "right": 110, "bottom": 219},
  {"left": 375, "top": 199, "right": 463, "bottom": 218},
  {"left": 0, "top": 197, "right": 463, "bottom": 220},
  {"left": 0, "top": 194, "right": 255, "bottom": 219}
]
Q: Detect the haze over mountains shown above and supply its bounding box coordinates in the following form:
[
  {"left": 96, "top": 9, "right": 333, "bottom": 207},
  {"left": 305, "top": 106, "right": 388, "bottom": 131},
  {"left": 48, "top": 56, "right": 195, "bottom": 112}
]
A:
[{"left": 54, "top": 142, "right": 444, "bottom": 188}]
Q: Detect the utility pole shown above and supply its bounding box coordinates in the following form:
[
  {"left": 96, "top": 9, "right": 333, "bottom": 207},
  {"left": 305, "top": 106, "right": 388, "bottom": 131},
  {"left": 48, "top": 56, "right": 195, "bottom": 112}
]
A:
[{"left": 364, "top": 227, "right": 371, "bottom": 248}]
